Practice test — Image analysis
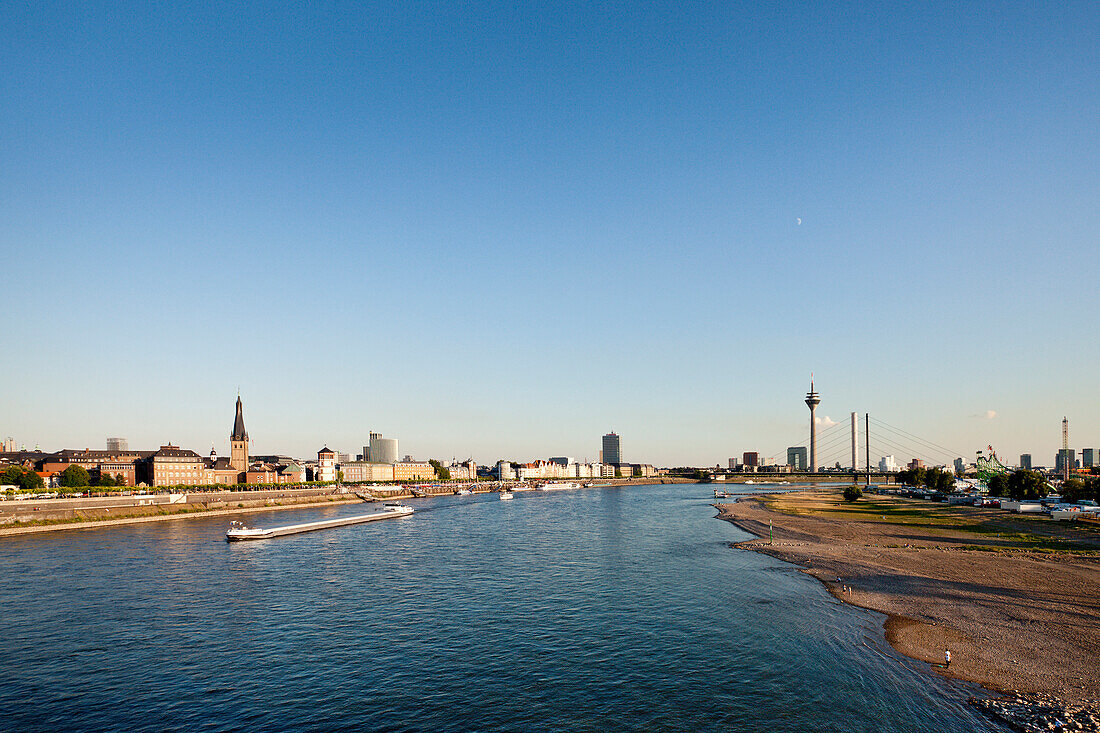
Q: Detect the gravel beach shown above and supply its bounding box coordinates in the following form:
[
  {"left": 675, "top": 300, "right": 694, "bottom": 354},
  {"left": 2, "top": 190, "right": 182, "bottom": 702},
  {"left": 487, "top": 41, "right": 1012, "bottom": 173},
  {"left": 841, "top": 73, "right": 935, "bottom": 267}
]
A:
[{"left": 716, "top": 489, "right": 1100, "bottom": 707}]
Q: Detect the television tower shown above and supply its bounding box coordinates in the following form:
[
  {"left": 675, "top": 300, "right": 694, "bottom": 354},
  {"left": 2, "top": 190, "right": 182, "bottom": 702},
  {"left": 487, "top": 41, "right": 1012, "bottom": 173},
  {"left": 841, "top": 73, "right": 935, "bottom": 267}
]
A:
[{"left": 805, "top": 376, "right": 821, "bottom": 473}]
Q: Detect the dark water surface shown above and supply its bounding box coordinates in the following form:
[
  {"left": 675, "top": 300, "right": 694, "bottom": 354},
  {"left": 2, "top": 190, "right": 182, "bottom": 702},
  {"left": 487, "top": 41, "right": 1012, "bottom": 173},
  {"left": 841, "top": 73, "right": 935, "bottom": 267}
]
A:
[{"left": 0, "top": 484, "right": 1000, "bottom": 732}]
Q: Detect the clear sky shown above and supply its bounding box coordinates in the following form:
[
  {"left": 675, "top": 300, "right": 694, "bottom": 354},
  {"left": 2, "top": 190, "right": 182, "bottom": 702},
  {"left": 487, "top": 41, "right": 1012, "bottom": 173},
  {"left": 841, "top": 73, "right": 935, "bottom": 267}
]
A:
[{"left": 3, "top": 1, "right": 1098, "bottom": 467}]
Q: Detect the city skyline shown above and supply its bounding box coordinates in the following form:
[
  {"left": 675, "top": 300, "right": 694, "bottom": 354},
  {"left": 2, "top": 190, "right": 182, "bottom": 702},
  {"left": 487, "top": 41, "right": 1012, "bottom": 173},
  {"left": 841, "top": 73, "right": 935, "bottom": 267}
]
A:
[
  {"left": 3, "top": 387, "right": 1094, "bottom": 470},
  {"left": 3, "top": 3, "right": 1097, "bottom": 464}
]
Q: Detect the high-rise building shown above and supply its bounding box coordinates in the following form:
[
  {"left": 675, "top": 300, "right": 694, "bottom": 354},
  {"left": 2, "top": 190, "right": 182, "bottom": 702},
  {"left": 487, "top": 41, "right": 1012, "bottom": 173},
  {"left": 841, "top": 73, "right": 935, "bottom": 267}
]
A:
[
  {"left": 230, "top": 395, "right": 249, "bottom": 474},
  {"left": 1055, "top": 449, "right": 1076, "bottom": 475},
  {"left": 106, "top": 437, "right": 129, "bottom": 452},
  {"left": 878, "top": 455, "right": 898, "bottom": 472},
  {"left": 602, "top": 432, "right": 621, "bottom": 465},
  {"left": 1020, "top": 454, "right": 1032, "bottom": 470},
  {"left": 953, "top": 457, "right": 964, "bottom": 474},
  {"left": 743, "top": 452, "right": 759, "bottom": 467},
  {"left": 787, "top": 446, "right": 807, "bottom": 471},
  {"left": 1082, "top": 448, "right": 1096, "bottom": 468},
  {"left": 728, "top": 457, "right": 740, "bottom": 470},
  {"left": 367, "top": 433, "right": 399, "bottom": 463}
]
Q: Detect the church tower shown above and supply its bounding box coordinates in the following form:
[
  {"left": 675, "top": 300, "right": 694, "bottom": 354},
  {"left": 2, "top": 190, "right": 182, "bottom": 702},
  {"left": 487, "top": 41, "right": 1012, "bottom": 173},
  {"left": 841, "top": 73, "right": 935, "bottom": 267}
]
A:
[{"left": 230, "top": 395, "right": 249, "bottom": 474}]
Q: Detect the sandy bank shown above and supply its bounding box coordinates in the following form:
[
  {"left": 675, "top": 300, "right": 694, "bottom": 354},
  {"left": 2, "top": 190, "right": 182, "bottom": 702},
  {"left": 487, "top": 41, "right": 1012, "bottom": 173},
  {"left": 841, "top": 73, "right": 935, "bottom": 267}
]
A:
[{"left": 716, "top": 489, "right": 1100, "bottom": 705}]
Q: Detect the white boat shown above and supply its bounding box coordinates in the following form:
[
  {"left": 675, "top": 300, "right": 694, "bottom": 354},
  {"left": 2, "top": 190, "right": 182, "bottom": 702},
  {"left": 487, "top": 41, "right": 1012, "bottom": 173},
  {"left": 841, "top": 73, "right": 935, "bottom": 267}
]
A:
[
  {"left": 455, "top": 488, "right": 472, "bottom": 496},
  {"left": 225, "top": 520, "right": 273, "bottom": 540},
  {"left": 499, "top": 491, "right": 514, "bottom": 500},
  {"left": 537, "top": 482, "right": 579, "bottom": 491}
]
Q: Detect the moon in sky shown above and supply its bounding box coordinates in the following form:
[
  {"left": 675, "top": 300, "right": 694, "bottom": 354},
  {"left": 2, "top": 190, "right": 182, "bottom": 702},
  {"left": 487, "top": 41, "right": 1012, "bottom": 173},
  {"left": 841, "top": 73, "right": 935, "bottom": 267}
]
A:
[{"left": 796, "top": 218, "right": 802, "bottom": 225}]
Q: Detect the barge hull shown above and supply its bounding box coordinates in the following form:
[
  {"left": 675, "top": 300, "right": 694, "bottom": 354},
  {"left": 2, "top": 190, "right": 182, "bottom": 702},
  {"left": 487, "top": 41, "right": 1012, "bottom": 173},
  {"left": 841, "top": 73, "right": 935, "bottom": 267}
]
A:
[{"left": 227, "top": 507, "right": 412, "bottom": 541}]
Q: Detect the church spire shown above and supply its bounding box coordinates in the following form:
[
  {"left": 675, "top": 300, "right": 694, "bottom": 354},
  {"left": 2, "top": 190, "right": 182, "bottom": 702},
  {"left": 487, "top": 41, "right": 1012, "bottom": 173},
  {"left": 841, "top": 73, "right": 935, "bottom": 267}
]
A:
[{"left": 231, "top": 395, "right": 248, "bottom": 441}]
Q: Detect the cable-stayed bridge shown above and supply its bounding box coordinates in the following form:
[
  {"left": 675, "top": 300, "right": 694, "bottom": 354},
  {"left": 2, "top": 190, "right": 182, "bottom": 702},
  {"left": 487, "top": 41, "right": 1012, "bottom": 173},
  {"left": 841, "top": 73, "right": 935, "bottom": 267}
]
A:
[{"left": 763, "top": 414, "right": 968, "bottom": 473}]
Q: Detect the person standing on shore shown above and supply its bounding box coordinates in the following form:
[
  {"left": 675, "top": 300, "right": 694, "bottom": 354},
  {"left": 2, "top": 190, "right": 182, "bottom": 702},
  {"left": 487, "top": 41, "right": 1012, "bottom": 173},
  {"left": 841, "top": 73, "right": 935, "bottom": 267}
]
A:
[{"left": 945, "top": 650, "right": 951, "bottom": 668}]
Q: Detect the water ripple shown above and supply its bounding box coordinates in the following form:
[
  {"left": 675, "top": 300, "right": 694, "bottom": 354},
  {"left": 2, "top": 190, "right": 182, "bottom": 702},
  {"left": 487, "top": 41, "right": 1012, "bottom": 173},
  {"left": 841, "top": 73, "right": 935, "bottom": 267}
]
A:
[{"left": 0, "top": 486, "right": 998, "bottom": 732}]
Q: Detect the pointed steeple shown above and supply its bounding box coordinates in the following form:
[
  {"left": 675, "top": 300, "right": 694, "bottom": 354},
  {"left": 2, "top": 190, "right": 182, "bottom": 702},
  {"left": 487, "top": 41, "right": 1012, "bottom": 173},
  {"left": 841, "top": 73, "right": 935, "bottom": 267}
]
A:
[{"left": 231, "top": 396, "right": 248, "bottom": 441}]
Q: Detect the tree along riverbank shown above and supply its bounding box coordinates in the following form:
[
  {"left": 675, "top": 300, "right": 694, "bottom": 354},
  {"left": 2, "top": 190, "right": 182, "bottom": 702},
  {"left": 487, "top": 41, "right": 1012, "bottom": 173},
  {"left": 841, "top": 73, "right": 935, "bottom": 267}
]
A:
[{"left": 715, "top": 489, "right": 1100, "bottom": 729}]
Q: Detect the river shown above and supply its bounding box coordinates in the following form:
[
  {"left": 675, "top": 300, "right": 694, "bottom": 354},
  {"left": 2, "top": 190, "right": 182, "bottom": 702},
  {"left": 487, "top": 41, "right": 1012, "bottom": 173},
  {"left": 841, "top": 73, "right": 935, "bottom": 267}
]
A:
[{"left": 0, "top": 483, "right": 1001, "bottom": 731}]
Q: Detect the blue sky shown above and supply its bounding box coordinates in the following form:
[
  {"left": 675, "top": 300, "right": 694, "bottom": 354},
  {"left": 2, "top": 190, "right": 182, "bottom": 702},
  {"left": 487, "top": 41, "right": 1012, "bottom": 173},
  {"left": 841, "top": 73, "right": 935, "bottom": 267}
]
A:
[{"left": 3, "top": 1, "right": 1098, "bottom": 467}]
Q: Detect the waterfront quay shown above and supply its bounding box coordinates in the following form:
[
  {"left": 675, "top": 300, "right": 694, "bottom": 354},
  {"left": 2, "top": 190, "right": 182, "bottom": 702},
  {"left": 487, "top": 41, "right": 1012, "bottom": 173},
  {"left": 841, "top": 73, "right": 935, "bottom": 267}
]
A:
[
  {"left": 0, "top": 478, "right": 685, "bottom": 536},
  {"left": 0, "top": 485, "right": 363, "bottom": 535}
]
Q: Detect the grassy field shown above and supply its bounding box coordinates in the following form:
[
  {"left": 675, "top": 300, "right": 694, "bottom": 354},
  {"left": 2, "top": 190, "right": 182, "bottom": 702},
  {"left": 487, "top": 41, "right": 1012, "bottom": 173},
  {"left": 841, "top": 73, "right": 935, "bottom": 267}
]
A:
[{"left": 760, "top": 489, "right": 1100, "bottom": 554}]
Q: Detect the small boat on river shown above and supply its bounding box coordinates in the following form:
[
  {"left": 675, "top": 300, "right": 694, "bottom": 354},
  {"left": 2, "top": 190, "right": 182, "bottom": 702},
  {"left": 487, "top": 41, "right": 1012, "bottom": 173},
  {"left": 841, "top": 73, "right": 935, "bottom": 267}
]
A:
[
  {"left": 499, "top": 490, "right": 514, "bottom": 500},
  {"left": 537, "top": 482, "right": 580, "bottom": 491}
]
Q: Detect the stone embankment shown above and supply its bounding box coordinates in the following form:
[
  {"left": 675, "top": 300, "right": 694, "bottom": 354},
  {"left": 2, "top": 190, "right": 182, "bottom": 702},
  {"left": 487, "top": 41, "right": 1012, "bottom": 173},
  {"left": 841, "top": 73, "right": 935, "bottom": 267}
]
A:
[
  {"left": 0, "top": 478, "right": 681, "bottom": 536},
  {"left": 0, "top": 490, "right": 366, "bottom": 536},
  {"left": 971, "top": 694, "right": 1100, "bottom": 732}
]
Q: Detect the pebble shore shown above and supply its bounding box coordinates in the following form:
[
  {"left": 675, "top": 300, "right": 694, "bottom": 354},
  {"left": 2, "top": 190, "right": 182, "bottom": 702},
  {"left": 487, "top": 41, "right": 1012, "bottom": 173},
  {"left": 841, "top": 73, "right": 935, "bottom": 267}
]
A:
[
  {"left": 971, "top": 694, "right": 1100, "bottom": 732},
  {"left": 715, "top": 490, "right": 1100, "bottom": 710}
]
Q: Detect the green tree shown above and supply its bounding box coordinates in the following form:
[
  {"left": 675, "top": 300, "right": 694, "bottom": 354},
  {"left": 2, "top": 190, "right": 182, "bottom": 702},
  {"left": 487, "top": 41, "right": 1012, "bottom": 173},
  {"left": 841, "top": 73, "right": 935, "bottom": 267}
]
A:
[
  {"left": 1087, "top": 477, "right": 1100, "bottom": 503},
  {"left": 20, "top": 470, "right": 44, "bottom": 490},
  {"left": 1062, "top": 477, "right": 1086, "bottom": 503},
  {"left": 843, "top": 485, "right": 863, "bottom": 502},
  {"left": 6, "top": 467, "right": 45, "bottom": 491},
  {"left": 1, "top": 466, "right": 24, "bottom": 487},
  {"left": 1007, "top": 470, "right": 1048, "bottom": 501},
  {"left": 58, "top": 465, "right": 91, "bottom": 487},
  {"left": 924, "top": 467, "right": 954, "bottom": 493},
  {"left": 897, "top": 466, "right": 927, "bottom": 488},
  {"left": 986, "top": 473, "right": 1008, "bottom": 497},
  {"left": 95, "top": 472, "right": 116, "bottom": 487},
  {"left": 428, "top": 459, "right": 451, "bottom": 481}
]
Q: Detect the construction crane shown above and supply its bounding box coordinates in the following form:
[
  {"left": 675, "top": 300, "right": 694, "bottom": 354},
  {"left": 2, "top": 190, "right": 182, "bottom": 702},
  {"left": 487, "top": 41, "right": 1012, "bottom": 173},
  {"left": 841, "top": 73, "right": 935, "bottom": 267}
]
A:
[{"left": 1063, "top": 416, "right": 1069, "bottom": 482}]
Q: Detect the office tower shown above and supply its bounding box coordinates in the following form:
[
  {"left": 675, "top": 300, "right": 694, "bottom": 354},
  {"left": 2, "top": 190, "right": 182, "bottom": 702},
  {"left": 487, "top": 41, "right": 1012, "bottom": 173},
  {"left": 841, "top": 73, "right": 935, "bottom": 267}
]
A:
[
  {"left": 1055, "top": 449, "right": 1076, "bottom": 475},
  {"left": 368, "top": 434, "right": 399, "bottom": 463},
  {"left": 787, "top": 446, "right": 807, "bottom": 471},
  {"left": 602, "top": 432, "right": 621, "bottom": 465}
]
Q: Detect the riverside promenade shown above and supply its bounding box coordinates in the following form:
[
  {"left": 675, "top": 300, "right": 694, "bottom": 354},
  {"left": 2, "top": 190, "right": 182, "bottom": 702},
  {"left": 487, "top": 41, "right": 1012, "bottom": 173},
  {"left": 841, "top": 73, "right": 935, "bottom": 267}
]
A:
[{"left": 0, "top": 478, "right": 688, "bottom": 536}]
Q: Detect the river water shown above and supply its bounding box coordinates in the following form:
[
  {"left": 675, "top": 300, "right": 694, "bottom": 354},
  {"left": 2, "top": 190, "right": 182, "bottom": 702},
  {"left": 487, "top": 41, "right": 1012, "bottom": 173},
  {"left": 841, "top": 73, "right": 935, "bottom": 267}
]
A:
[{"left": 0, "top": 483, "right": 1000, "bottom": 732}]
